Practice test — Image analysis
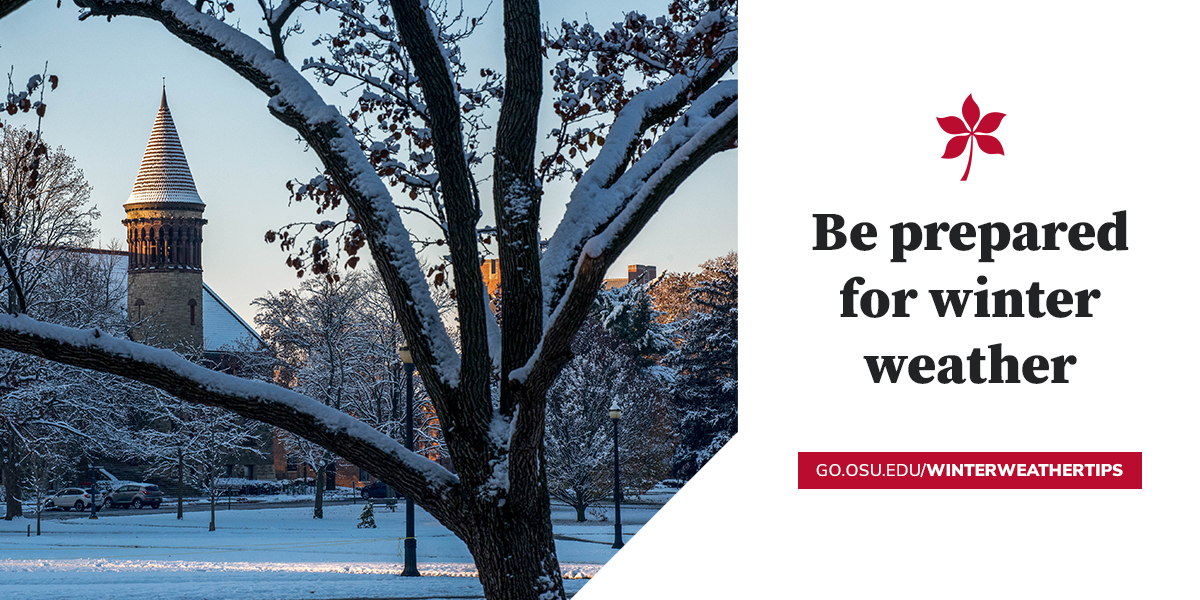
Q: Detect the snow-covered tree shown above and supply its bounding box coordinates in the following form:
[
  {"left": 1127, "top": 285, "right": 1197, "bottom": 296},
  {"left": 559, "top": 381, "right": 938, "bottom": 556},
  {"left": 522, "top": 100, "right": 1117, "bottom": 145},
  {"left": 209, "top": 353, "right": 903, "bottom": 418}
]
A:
[
  {"left": 665, "top": 252, "right": 738, "bottom": 479},
  {"left": 0, "top": 125, "right": 97, "bottom": 315},
  {"left": 0, "top": 0, "right": 736, "bottom": 596},
  {"left": 649, "top": 270, "right": 700, "bottom": 325},
  {"left": 545, "top": 319, "right": 673, "bottom": 521},
  {"left": 346, "top": 268, "right": 447, "bottom": 464},
  {"left": 255, "top": 270, "right": 374, "bottom": 518},
  {"left": 0, "top": 247, "right": 141, "bottom": 519},
  {"left": 21, "top": 423, "right": 77, "bottom": 533},
  {"left": 592, "top": 282, "right": 673, "bottom": 369},
  {"left": 256, "top": 267, "right": 446, "bottom": 512},
  {"left": 142, "top": 402, "right": 264, "bottom": 530},
  {"left": 358, "top": 500, "right": 377, "bottom": 528},
  {"left": 0, "top": 110, "right": 103, "bottom": 518}
]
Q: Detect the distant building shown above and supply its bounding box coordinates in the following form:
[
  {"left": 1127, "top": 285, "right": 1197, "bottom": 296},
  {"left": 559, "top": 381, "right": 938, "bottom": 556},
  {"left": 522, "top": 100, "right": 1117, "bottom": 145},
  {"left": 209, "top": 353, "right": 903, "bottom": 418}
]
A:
[
  {"left": 603, "top": 264, "right": 657, "bottom": 290},
  {"left": 482, "top": 260, "right": 657, "bottom": 296},
  {"left": 482, "top": 258, "right": 502, "bottom": 296}
]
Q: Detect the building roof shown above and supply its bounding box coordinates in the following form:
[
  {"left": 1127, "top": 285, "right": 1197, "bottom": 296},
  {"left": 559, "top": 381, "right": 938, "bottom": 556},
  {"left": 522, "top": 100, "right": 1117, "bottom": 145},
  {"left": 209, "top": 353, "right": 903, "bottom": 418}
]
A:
[
  {"left": 202, "top": 283, "right": 264, "bottom": 351},
  {"left": 127, "top": 90, "right": 205, "bottom": 205}
]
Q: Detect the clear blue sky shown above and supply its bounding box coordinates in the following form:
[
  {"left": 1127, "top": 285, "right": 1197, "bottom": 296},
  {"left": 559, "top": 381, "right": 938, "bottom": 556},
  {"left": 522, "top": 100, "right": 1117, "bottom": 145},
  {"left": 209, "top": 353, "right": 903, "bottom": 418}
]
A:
[{"left": 0, "top": 0, "right": 737, "bottom": 326}]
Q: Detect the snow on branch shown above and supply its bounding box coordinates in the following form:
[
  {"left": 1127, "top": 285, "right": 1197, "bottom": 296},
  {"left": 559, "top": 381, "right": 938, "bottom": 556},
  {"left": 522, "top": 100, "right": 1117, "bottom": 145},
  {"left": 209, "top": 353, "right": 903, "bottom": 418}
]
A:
[
  {"left": 542, "top": 2, "right": 737, "bottom": 185},
  {"left": 539, "top": 80, "right": 738, "bottom": 328},
  {"left": 582, "top": 84, "right": 738, "bottom": 257},
  {"left": 0, "top": 314, "right": 460, "bottom": 506},
  {"left": 515, "top": 81, "right": 735, "bottom": 391}
]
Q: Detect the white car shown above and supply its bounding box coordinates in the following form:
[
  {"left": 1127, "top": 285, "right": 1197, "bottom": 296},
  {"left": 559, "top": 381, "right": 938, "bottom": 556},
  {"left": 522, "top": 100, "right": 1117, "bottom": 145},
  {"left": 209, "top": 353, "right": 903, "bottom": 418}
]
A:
[{"left": 44, "top": 488, "right": 96, "bottom": 511}]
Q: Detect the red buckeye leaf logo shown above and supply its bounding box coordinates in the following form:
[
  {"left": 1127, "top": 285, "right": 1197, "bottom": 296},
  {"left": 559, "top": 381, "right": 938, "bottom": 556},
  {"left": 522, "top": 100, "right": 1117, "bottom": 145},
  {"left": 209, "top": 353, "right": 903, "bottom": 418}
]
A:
[{"left": 937, "top": 94, "right": 1005, "bottom": 181}]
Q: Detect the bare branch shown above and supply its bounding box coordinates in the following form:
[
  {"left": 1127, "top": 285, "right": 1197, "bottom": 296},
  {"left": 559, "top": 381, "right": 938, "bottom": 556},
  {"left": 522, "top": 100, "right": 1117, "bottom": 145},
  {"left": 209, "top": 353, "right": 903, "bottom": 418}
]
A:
[{"left": 385, "top": 0, "right": 490, "bottom": 421}]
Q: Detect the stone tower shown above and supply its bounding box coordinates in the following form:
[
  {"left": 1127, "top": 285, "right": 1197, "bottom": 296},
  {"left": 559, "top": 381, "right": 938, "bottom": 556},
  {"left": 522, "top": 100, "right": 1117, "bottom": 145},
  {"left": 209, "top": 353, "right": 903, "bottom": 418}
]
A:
[{"left": 123, "top": 90, "right": 207, "bottom": 350}]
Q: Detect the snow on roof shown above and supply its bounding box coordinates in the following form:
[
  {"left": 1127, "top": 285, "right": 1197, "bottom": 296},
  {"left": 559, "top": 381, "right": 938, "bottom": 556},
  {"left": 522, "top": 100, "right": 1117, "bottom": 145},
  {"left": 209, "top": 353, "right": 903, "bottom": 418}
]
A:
[
  {"left": 127, "top": 90, "right": 205, "bottom": 205},
  {"left": 203, "top": 283, "right": 264, "bottom": 351}
]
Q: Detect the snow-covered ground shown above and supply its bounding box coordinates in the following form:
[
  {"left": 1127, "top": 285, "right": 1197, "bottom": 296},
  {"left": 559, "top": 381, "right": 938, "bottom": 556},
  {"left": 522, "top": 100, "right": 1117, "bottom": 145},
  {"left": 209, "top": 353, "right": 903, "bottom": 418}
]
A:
[{"left": 1, "top": 494, "right": 670, "bottom": 599}]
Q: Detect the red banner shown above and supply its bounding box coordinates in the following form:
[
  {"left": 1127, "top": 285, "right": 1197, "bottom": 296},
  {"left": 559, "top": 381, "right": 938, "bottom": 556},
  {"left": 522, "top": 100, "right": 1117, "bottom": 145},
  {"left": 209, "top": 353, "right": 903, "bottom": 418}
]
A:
[{"left": 797, "top": 452, "right": 1141, "bottom": 489}]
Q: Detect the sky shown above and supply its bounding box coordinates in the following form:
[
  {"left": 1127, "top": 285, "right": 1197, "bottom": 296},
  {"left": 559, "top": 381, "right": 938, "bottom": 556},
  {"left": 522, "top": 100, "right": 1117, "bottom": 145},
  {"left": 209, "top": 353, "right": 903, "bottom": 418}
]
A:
[{"left": 0, "top": 0, "right": 737, "bottom": 328}]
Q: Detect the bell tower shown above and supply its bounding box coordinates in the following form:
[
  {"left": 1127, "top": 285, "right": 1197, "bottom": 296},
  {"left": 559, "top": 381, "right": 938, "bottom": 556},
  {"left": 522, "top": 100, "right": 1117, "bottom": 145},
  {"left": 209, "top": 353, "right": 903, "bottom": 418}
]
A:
[{"left": 123, "top": 89, "right": 207, "bottom": 350}]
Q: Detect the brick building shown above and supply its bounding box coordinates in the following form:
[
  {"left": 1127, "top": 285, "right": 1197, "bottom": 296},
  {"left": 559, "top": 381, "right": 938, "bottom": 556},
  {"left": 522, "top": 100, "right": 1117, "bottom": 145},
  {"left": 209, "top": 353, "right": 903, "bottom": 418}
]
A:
[{"left": 481, "top": 260, "right": 657, "bottom": 296}]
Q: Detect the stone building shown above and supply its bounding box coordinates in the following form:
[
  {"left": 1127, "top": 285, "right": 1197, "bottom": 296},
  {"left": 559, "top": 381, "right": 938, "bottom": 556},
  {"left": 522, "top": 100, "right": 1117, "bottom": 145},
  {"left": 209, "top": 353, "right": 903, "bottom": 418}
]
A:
[
  {"left": 118, "top": 90, "right": 263, "bottom": 355},
  {"left": 89, "top": 91, "right": 273, "bottom": 489},
  {"left": 604, "top": 264, "right": 657, "bottom": 290},
  {"left": 117, "top": 91, "right": 389, "bottom": 493}
]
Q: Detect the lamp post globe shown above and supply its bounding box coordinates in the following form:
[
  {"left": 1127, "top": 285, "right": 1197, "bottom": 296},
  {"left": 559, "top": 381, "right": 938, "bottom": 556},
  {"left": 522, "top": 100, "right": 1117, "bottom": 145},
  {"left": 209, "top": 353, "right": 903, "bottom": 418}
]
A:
[{"left": 609, "top": 401, "right": 623, "bottom": 549}]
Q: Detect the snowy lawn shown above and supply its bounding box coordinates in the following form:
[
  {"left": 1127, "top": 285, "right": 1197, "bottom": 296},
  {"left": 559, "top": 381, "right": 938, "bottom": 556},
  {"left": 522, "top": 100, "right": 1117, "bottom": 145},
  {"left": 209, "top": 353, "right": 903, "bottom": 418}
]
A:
[{"left": 1, "top": 495, "right": 669, "bottom": 599}]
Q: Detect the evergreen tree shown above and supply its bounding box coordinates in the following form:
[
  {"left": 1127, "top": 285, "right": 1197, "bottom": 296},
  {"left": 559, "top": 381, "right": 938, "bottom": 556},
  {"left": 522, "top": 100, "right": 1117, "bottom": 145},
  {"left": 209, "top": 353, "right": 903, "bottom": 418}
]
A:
[
  {"left": 666, "top": 253, "right": 738, "bottom": 480},
  {"left": 544, "top": 319, "right": 674, "bottom": 521},
  {"left": 357, "top": 501, "right": 377, "bottom": 528},
  {"left": 592, "top": 283, "right": 673, "bottom": 369}
]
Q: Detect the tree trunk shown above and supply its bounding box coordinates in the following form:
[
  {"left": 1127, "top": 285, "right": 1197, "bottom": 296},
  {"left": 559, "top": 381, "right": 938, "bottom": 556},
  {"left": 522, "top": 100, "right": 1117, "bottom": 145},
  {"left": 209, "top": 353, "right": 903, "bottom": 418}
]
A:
[
  {"left": 208, "top": 489, "right": 216, "bottom": 531},
  {"left": 574, "top": 503, "right": 585, "bottom": 522},
  {"left": 3, "top": 432, "right": 20, "bottom": 520},
  {"left": 466, "top": 503, "right": 567, "bottom": 600},
  {"left": 313, "top": 462, "right": 325, "bottom": 519}
]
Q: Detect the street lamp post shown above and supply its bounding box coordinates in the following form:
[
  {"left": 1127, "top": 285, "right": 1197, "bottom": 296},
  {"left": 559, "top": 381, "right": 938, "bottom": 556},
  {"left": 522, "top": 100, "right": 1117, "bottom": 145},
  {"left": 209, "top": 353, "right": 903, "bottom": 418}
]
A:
[
  {"left": 88, "top": 464, "right": 98, "bottom": 520},
  {"left": 609, "top": 402, "right": 623, "bottom": 549},
  {"left": 399, "top": 346, "right": 421, "bottom": 577}
]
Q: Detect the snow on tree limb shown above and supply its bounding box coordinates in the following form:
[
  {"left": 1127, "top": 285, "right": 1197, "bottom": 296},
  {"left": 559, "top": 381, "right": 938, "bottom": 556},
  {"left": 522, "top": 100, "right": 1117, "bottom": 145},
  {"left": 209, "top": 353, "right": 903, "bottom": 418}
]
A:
[
  {"left": 539, "top": 75, "right": 737, "bottom": 323},
  {"left": 0, "top": 313, "right": 460, "bottom": 509},
  {"left": 525, "top": 82, "right": 737, "bottom": 388},
  {"left": 74, "top": 0, "right": 462, "bottom": 390}
]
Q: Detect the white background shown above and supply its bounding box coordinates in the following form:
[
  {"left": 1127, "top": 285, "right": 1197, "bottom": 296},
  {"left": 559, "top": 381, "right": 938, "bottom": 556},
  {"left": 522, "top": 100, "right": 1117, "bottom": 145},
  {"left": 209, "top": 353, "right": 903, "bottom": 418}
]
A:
[{"left": 580, "top": 1, "right": 1199, "bottom": 598}]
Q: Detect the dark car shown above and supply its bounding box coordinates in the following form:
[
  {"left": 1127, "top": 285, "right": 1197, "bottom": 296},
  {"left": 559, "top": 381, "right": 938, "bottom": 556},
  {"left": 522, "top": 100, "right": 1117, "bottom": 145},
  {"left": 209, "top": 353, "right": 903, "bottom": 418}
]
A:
[
  {"left": 359, "top": 481, "right": 392, "bottom": 499},
  {"left": 103, "top": 484, "right": 163, "bottom": 509}
]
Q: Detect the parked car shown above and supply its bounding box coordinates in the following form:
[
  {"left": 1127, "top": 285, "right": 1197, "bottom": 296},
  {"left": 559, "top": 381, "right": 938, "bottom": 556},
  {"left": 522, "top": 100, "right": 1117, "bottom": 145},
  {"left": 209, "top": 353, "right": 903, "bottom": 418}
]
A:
[
  {"left": 103, "top": 484, "right": 163, "bottom": 509},
  {"left": 44, "top": 488, "right": 95, "bottom": 511},
  {"left": 359, "top": 481, "right": 392, "bottom": 499}
]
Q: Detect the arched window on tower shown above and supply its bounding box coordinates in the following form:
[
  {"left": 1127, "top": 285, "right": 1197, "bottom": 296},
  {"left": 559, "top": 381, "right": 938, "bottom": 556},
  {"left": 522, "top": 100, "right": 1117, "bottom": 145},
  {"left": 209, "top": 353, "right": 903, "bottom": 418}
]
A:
[
  {"left": 134, "top": 298, "right": 145, "bottom": 321},
  {"left": 135, "top": 228, "right": 145, "bottom": 268},
  {"left": 189, "top": 298, "right": 197, "bottom": 326},
  {"left": 181, "top": 226, "right": 191, "bottom": 268},
  {"left": 150, "top": 227, "right": 160, "bottom": 267},
  {"left": 157, "top": 227, "right": 166, "bottom": 266},
  {"left": 164, "top": 225, "right": 172, "bottom": 265}
]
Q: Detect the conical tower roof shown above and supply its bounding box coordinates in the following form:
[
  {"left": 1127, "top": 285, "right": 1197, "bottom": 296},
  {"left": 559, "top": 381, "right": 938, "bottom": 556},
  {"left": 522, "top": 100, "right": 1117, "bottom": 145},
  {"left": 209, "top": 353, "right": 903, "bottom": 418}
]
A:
[{"left": 127, "top": 90, "right": 204, "bottom": 205}]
